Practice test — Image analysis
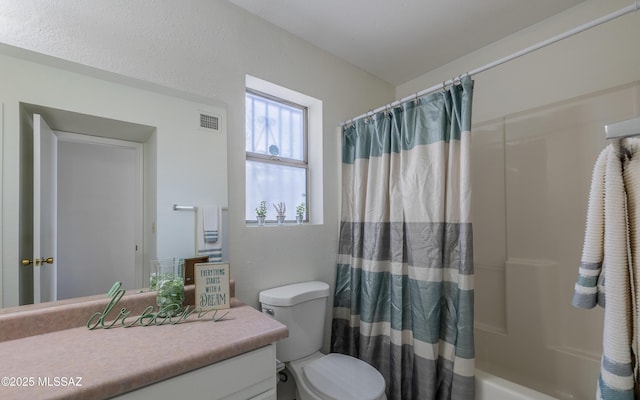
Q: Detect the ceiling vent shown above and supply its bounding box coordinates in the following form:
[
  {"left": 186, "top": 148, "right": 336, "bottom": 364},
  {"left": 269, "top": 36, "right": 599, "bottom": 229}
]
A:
[{"left": 199, "top": 112, "right": 220, "bottom": 132}]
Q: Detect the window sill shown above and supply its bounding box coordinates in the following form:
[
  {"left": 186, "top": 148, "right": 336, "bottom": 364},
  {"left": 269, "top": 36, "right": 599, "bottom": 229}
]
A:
[{"left": 245, "top": 222, "right": 310, "bottom": 227}]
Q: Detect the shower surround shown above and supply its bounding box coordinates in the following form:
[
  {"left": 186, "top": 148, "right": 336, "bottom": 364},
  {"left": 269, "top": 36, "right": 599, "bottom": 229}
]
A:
[{"left": 471, "top": 81, "right": 640, "bottom": 399}]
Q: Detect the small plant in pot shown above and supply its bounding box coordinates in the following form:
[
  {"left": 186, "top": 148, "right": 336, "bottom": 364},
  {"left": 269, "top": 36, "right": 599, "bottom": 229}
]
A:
[
  {"left": 295, "top": 202, "right": 305, "bottom": 224},
  {"left": 256, "top": 201, "right": 267, "bottom": 225},
  {"left": 273, "top": 202, "right": 286, "bottom": 225}
]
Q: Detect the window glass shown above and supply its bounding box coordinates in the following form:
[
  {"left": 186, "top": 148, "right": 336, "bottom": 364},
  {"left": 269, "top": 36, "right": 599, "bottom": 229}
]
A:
[
  {"left": 245, "top": 160, "right": 306, "bottom": 221},
  {"left": 245, "top": 90, "right": 308, "bottom": 222},
  {"left": 245, "top": 91, "right": 304, "bottom": 161}
]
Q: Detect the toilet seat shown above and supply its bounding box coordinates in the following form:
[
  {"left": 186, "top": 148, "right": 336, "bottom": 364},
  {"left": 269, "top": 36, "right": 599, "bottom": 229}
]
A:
[{"left": 302, "top": 353, "right": 386, "bottom": 400}]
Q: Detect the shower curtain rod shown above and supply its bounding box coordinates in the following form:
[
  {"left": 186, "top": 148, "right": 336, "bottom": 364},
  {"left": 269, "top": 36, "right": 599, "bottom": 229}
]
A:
[{"left": 342, "top": 1, "right": 640, "bottom": 126}]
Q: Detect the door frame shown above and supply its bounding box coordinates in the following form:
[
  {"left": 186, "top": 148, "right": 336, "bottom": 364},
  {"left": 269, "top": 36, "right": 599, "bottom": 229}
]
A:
[
  {"left": 0, "top": 103, "right": 3, "bottom": 308},
  {"left": 33, "top": 114, "right": 58, "bottom": 303},
  {"left": 55, "top": 131, "right": 145, "bottom": 290}
]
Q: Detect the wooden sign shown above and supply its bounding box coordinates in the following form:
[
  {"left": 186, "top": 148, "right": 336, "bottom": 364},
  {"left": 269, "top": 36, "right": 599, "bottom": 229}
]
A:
[
  {"left": 194, "top": 263, "right": 230, "bottom": 310},
  {"left": 183, "top": 256, "right": 209, "bottom": 285}
]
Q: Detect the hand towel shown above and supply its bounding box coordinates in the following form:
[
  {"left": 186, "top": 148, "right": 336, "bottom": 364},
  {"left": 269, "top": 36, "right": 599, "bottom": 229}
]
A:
[
  {"left": 197, "top": 206, "right": 222, "bottom": 262},
  {"left": 203, "top": 205, "right": 219, "bottom": 243}
]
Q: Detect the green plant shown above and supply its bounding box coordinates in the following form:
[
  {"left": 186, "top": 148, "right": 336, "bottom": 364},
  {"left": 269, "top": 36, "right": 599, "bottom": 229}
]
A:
[
  {"left": 156, "top": 275, "right": 185, "bottom": 317},
  {"left": 255, "top": 201, "right": 267, "bottom": 217},
  {"left": 296, "top": 202, "right": 306, "bottom": 217}
]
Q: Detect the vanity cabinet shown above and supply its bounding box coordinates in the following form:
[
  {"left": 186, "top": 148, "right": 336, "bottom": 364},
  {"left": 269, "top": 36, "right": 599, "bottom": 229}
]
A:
[
  {"left": 114, "top": 344, "right": 277, "bottom": 400},
  {"left": 0, "top": 293, "right": 287, "bottom": 400}
]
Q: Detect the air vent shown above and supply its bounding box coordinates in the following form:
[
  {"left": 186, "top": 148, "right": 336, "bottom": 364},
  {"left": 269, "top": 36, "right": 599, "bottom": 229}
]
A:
[{"left": 199, "top": 112, "right": 219, "bottom": 131}]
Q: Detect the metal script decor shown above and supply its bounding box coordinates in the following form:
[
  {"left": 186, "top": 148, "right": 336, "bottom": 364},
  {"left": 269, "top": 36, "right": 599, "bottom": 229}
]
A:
[{"left": 86, "top": 282, "right": 230, "bottom": 330}]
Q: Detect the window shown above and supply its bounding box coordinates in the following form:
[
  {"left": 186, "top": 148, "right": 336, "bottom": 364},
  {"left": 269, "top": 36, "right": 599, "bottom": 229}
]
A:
[{"left": 245, "top": 89, "right": 308, "bottom": 222}]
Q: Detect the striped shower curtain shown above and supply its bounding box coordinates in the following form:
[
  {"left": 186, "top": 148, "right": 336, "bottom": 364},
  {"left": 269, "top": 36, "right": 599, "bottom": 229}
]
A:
[{"left": 331, "top": 76, "right": 475, "bottom": 400}]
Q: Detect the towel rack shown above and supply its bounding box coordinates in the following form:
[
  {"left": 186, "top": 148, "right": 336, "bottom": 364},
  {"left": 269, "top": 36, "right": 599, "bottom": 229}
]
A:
[
  {"left": 173, "top": 204, "right": 228, "bottom": 211},
  {"left": 172, "top": 204, "right": 228, "bottom": 258},
  {"left": 605, "top": 117, "right": 640, "bottom": 162},
  {"left": 173, "top": 204, "right": 197, "bottom": 211},
  {"left": 605, "top": 116, "right": 640, "bottom": 139}
]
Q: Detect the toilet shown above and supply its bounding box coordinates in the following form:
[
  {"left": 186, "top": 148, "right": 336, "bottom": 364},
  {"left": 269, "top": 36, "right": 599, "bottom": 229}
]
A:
[{"left": 259, "top": 281, "right": 387, "bottom": 400}]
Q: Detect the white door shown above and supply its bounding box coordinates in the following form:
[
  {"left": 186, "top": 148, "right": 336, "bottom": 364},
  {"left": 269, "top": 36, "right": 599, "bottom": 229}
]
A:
[
  {"left": 32, "top": 114, "right": 57, "bottom": 303},
  {"left": 56, "top": 132, "right": 142, "bottom": 299}
]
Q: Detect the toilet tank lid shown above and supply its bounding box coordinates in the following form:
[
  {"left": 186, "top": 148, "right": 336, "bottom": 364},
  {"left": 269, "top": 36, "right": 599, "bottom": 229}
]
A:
[{"left": 259, "top": 281, "right": 330, "bottom": 306}]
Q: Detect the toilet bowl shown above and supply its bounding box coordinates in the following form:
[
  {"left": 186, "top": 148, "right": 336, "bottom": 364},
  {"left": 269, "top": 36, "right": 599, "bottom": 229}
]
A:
[
  {"left": 287, "top": 351, "right": 386, "bottom": 400},
  {"left": 259, "top": 281, "right": 387, "bottom": 400}
]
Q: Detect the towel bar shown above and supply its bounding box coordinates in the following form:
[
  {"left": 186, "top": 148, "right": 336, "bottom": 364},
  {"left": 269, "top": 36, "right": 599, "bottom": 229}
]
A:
[
  {"left": 173, "top": 204, "right": 197, "bottom": 211},
  {"left": 173, "top": 204, "right": 228, "bottom": 211}
]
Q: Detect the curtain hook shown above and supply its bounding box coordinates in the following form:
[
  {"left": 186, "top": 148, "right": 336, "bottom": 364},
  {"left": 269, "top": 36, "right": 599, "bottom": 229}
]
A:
[
  {"left": 365, "top": 109, "right": 374, "bottom": 124},
  {"left": 413, "top": 93, "right": 421, "bottom": 106}
]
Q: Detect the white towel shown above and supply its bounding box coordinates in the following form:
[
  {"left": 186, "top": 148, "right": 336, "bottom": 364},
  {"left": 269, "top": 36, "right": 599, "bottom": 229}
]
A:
[
  {"left": 572, "top": 147, "right": 608, "bottom": 309},
  {"left": 197, "top": 206, "right": 222, "bottom": 262},
  {"left": 573, "top": 139, "right": 640, "bottom": 399},
  {"left": 622, "top": 140, "right": 640, "bottom": 396},
  {"left": 202, "top": 205, "right": 219, "bottom": 243}
]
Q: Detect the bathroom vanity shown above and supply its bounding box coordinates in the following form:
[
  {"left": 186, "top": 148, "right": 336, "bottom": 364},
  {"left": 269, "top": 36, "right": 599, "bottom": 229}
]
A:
[{"left": 0, "top": 285, "right": 288, "bottom": 399}]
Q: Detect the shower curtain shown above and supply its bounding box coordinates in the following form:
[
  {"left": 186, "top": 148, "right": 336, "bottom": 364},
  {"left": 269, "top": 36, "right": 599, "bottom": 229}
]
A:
[{"left": 331, "top": 76, "right": 475, "bottom": 400}]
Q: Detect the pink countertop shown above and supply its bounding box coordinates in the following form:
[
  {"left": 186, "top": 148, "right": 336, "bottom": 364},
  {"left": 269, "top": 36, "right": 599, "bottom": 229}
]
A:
[{"left": 0, "top": 286, "right": 288, "bottom": 400}]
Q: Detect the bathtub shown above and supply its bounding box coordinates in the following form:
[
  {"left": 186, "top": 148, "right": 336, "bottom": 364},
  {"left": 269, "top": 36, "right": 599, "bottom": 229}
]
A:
[{"left": 476, "top": 370, "right": 558, "bottom": 400}]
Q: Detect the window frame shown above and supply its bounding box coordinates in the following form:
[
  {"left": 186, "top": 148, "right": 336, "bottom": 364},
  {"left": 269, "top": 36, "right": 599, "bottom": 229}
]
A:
[{"left": 245, "top": 88, "right": 310, "bottom": 223}]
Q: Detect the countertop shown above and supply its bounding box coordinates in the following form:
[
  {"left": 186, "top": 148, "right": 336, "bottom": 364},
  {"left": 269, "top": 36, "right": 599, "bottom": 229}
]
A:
[{"left": 0, "top": 286, "right": 288, "bottom": 400}]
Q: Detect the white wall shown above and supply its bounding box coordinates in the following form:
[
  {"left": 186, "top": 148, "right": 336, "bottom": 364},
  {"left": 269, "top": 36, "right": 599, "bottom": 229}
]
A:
[
  {"left": 398, "top": 0, "right": 640, "bottom": 398},
  {"left": 0, "top": 0, "right": 394, "bottom": 340}
]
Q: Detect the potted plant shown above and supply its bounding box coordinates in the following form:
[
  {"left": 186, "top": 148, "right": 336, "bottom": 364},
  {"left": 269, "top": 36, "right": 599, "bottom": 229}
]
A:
[
  {"left": 273, "top": 202, "right": 286, "bottom": 225},
  {"left": 295, "top": 202, "right": 305, "bottom": 224},
  {"left": 151, "top": 258, "right": 185, "bottom": 317},
  {"left": 256, "top": 201, "right": 267, "bottom": 225}
]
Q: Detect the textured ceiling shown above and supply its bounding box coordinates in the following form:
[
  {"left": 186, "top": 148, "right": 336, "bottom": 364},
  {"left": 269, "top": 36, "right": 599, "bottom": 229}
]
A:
[{"left": 228, "top": 0, "right": 588, "bottom": 85}]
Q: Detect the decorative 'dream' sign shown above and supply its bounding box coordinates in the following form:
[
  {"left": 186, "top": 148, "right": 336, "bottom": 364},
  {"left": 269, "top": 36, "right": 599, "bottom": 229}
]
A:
[{"left": 195, "top": 263, "right": 230, "bottom": 311}]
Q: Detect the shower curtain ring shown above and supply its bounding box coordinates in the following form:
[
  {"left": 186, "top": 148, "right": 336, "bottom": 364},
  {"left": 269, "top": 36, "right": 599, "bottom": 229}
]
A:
[
  {"left": 346, "top": 118, "right": 353, "bottom": 128},
  {"left": 365, "top": 109, "right": 374, "bottom": 124}
]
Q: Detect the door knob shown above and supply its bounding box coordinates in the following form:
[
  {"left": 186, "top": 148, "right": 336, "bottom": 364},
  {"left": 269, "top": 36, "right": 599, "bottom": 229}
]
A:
[{"left": 21, "top": 257, "right": 54, "bottom": 266}]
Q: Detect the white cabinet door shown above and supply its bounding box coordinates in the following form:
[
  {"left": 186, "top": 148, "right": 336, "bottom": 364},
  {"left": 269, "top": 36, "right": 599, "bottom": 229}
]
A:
[
  {"left": 113, "top": 344, "right": 277, "bottom": 400},
  {"left": 248, "top": 388, "right": 277, "bottom": 400}
]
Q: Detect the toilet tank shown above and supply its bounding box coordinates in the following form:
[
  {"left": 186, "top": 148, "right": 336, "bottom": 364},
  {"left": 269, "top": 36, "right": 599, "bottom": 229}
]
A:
[{"left": 259, "top": 281, "right": 330, "bottom": 362}]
